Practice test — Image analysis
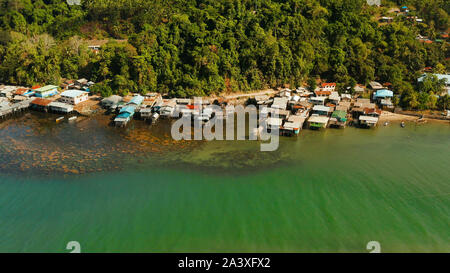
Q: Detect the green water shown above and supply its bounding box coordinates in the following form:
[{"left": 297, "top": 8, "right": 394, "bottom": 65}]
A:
[{"left": 0, "top": 114, "right": 449, "bottom": 252}]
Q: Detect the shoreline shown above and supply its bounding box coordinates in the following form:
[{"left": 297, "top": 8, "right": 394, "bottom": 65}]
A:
[{"left": 380, "top": 111, "right": 450, "bottom": 124}]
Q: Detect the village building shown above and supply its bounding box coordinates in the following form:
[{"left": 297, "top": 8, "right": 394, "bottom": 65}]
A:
[
  {"left": 359, "top": 108, "right": 381, "bottom": 128},
  {"left": 159, "top": 99, "right": 177, "bottom": 118},
  {"left": 341, "top": 93, "right": 352, "bottom": 101},
  {"left": 320, "top": 83, "right": 336, "bottom": 92},
  {"left": 266, "top": 117, "right": 283, "bottom": 131},
  {"left": 315, "top": 90, "right": 332, "bottom": 97},
  {"left": 34, "top": 85, "right": 59, "bottom": 98},
  {"left": 60, "top": 90, "right": 89, "bottom": 105},
  {"left": 176, "top": 98, "right": 192, "bottom": 105},
  {"left": 359, "top": 116, "right": 379, "bottom": 127},
  {"left": 282, "top": 115, "right": 306, "bottom": 136},
  {"left": 312, "top": 105, "right": 332, "bottom": 116},
  {"left": 0, "top": 86, "right": 16, "bottom": 98},
  {"left": 255, "top": 95, "right": 272, "bottom": 107},
  {"left": 14, "top": 88, "right": 34, "bottom": 97},
  {"left": 277, "top": 89, "right": 291, "bottom": 98},
  {"left": 268, "top": 108, "right": 290, "bottom": 120},
  {"left": 12, "top": 95, "right": 28, "bottom": 103},
  {"left": 49, "top": 102, "right": 74, "bottom": 113},
  {"left": 114, "top": 106, "right": 136, "bottom": 126},
  {"left": 307, "top": 115, "right": 329, "bottom": 129},
  {"left": 291, "top": 101, "right": 312, "bottom": 115},
  {"left": 30, "top": 98, "right": 52, "bottom": 111},
  {"left": 369, "top": 81, "right": 384, "bottom": 90},
  {"left": 336, "top": 101, "right": 351, "bottom": 112},
  {"left": 271, "top": 97, "right": 289, "bottom": 110},
  {"left": 60, "top": 79, "right": 75, "bottom": 90},
  {"left": 139, "top": 108, "right": 153, "bottom": 120},
  {"left": 329, "top": 110, "right": 348, "bottom": 128},
  {"left": 101, "top": 95, "right": 123, "bottom": 109},
  {"left": 328, "top": 92, "right": 341, "bottom": 105},
  {"left": 310, "top": 96, "right": 327, "bottom": 106}
]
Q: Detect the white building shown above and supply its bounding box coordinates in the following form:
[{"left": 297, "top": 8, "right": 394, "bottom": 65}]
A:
[
  {"left": 60, "top": 90, "right": 89, "bottom": 105},
  {"left": 320, "top": 83, "right": 336, "bottom": 92}
]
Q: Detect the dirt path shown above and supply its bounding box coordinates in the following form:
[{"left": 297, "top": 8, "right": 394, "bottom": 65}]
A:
[{"left": 219, "top": 89, "right": 277, "bottom": 100}]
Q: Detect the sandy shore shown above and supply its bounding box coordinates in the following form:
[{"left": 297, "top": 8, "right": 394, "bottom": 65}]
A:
[
  {"left": 380, "top": 111, "right": 450, "bottom": 124},
  {"left": 380, "top": 111, "right": 419, "bottom": 122}
]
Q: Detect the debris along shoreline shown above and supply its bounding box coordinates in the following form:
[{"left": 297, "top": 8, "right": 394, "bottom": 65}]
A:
[{"left": 1, "top": 81, "right": 449, "bottom": 136}]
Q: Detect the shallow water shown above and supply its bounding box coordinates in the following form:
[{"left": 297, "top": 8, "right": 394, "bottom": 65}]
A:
[{"left": 0, "top": 113, "right": 449, "bottom": 252}]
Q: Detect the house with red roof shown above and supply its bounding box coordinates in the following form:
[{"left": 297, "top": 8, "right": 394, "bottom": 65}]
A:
[{"left": 320, "top": 83, "right": 336, "bottom": 92}]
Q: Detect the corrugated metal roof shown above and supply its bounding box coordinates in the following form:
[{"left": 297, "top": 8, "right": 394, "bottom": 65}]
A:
[
  {"left": 313, "top": 105, "right": 331, "bottom": 112},
  {"left": 61, "top": 90, "right": 88, "bottom": 98},
  {"left": 49, "top": 102, "right": 74, "bottom": 110},
  {"left": 31, "top": 98, "right": 52, "bottom": 106},
  {"left": 35, "top": 85, "right": 58, "bottom": 92},
  {"left": 128, "top": 95, "right": 144, "bottom": 105},
  {"left": 374, "top": 89, "right": 393, "bottom": 98},
  {"left": 120, "top": 106, "right": 136, "bottom": 114}
]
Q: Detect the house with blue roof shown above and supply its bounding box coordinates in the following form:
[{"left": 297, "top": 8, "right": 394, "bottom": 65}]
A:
[
  {"left": 374, "top": 89, "right": 394, "bottom": 99},
  {"left": 114, "top": 105, "right": 136, "bottom": 127},
  {"left": 373, "top": 89, "right": 394, "bottom": 109},
  {"left": 128, "top": 95, "right": 144, "bottom": 106}
]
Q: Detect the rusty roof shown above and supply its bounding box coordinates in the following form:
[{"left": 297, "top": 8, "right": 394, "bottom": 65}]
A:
[
  {"left": 31, "top": 98, "right": 52, "bottom": 107},
  {"left": 14, "top": 88, "right": 29, "bottom": 95}
]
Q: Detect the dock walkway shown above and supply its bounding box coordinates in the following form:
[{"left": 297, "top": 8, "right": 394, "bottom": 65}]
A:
[{"left": 0, "top": 99, "right": 33, "bottom": 119}]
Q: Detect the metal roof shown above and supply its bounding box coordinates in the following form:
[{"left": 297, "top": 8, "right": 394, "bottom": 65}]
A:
[
  {"left": 35, "top": 85, "right": 58, "bottom": 92},
  {"left": 313, "top": 105, "right": 331, "bottom": 112},
  {"left": 120, "top": 106, "right": 136, "bottom": 114},
  {"left": 31, "top": 98, "right": 52, "bottom": 106},
  {"left": 308, "top": 115, "right": 329, "bottom": 124},
  {"left": 61, "top": 90, "right": 88, "bottom": 98},
  {"left": 128, "top": 95, "right": 144, "bottom": 105},
  {"left": 49, "top": 102, "right": 74, "bottom": 110},
  {"left": 374, "top": 89, "right": 394, "bottom": 98}
]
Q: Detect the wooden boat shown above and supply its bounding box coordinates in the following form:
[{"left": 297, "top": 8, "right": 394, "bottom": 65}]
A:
[
  {"left": 151, "top": 112, "right": 160, "bottom": 123},
  {"left": 68, "top": 116, "right": 77, "bottom": 121},
  {"left": 56, "top": 117, "right": 64, "bottom": 123},
  {"left": 401, "top": 121, "right": 405, "bottom": 128}
]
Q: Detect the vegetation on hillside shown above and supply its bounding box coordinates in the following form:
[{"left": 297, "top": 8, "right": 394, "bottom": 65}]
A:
[{"left": 0, "top": 0, "right": 449, "bottom": 109}]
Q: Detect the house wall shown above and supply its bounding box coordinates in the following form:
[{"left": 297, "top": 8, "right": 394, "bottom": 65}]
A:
[
  {"left": 36, "top": 89, "right": 58, "bottom": 98},
  {"left": 60, "top": 93, "right": 88, "bottom": 105}
]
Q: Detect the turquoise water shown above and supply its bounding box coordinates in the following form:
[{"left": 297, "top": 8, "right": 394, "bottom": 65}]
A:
[{"left": 0, "top": 114, "right": 449, "bottom": 252}]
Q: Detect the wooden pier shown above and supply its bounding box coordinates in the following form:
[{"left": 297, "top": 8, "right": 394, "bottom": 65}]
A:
[{"left": 0, "top": 99, "right": 33, "bottom": 119}]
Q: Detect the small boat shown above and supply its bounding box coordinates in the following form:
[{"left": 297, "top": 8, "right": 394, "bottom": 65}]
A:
[
  {"left": 401, "top": 121, "right": 405, "bottom": 128},
  {"left": 56, "top": 117, "right": 64, "bottom": 123},
  {"left": 68, "top": 116, "right": 77, "bottom": 121},
  {"left": 384, "top": 121, "right": 389, "bottom": 126},
  {"left": 151, "top": 112, "right": 160, "bottom": 123}
]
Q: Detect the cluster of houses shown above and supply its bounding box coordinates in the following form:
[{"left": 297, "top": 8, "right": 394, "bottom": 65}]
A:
[
  {"left": 0, "top": 79, "right": 94, "bottom": 119},
  {"left": 3, "top": 74, "right": 448, "bottom": 135},
  {"left": 100, "top": 81, "right": 397, "bottom": 135},
  {"left": 258, "top": 82, "right": 390, "bottom": 132}
]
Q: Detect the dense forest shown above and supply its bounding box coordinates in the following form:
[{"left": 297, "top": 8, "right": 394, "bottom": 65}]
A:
[{"left": 0, "top": 0, "right": 449, "bottom": 109}]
